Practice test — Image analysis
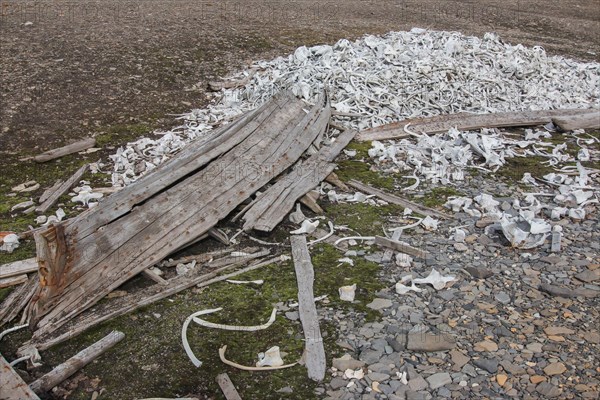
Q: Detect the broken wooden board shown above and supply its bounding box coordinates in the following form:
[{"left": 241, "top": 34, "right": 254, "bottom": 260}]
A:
[
  {"left": 36, "top": 163, "right": 89, "bottom": 213},
  {"left": 38, "top": 180, "right": 64, "bottom": 204},
  {"left": 0, "top": 275, "right": 38, "bottom": 327},
  {"left": 0, "top": 257, "right": 37, "bottom": 279},
  {"left": 552, "top": 110, "right": 600, "bottom": 131},
  {"left": 27, "top": 91, "right": 329, "bottom": 339},
  {"left": 357, "top": 108, "right": 599, "bottom": 141},
  {"left": 347, "top": 180, "right": 451, "bottom": 219},
  {"left": 34, "top": 138, "right": 96, "bottom": 163},
  {"left": 374, "top": 236, "right": 428, "bottom": 259},
  {"left": 216, "top": 373, "right": 243, "bottom": 400},
  {"left": 0, "top": 274, "right": 28, "bottom": 288},
  {"left": 243, "top": 129, "right": 354, "bottom": 232},
  {"left": 325, "top": 172, "right": 349, "bottom": 191},
  {"left": 299, "top": 191, "right": 323, "bottom": 214},
  {"left": 29, "top": 331, "right": 124, "bottom": 395},
  {"left": 0, "top": 355, "right": 41, "bottom": 400},
  {"left": 24, "top": 251, "right": 274, "bottom": 351},
  {"left": 290, "top": 235, "right": 326, "bottom": 381}
]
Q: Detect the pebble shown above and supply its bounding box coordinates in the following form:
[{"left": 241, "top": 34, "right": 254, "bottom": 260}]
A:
[
  {"left": 367, "top": 298, "right": 393, "bottom": 310},
  {"left": 426, "top": 373, "right": 452, "bottom": 390},
  {"left": 496, "top": 374, "right": 508, "bottom": 386},
  {"left": 473, "top": 358, "right": 499, "bottom": 373},
  {"left": 333, "top": 354, "right": 365, "bottom": 371},
  {"left": 536, "top": 382, "right": 562, "bottom": 398},
  {"left": 465, "top": 266, "right": 493, "bottom": 279},
  {"left": 543, "top": 362, "right": 566, "bottom": 376},
  {"left": 494, "top": 291, "right": 511, "bottom": 304},
  {"left": 406, "top": 333, "right": 456, "bottom": 352},
  {"left": 474, "top": 340, "right": 498, "bottom": 352}
]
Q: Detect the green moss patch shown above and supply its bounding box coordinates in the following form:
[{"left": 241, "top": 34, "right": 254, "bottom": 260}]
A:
[{"left": 324, "top": 202, "right": 404, "bottom": 236}]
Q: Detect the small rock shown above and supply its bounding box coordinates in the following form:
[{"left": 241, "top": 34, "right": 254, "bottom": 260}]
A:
[
  {"left": 497, "top": 374, "right": 508, "bottom": 386},
  {"left": 330, "top": 377, "right": 347, "bottom": 390},
  {"left": 407, "top": 333, "right": 456, "bottom": 352},
  {"left": 277, "top": 386, "right": 294, "bottom": 394},
  {"left": 543, "top": 362, "right": 566, "bottom": 376},
  {"left": 536, "top": 382, "right": 561, "bottom": 398},
  {"left": 333, "top": 354, "right": 365, "bottom": 371},
  {"left": 575, "top": 269, "right": 600, "bottom": 283},
  {"left": 465, "top": 266, "right": 493, "bottom": 279},
  {"left": 426, "top": 372, "right": 452, "bottom": 390},
  {"left": 473, "top": 358, "right": 498, "bottom": 373},
  {"left": 367, "top": 298, "right": 393, "bottom": 310},
  {"left": 494, "top": 292, "right": 511, "bottom": 304},
  {"left": 408, "top": 375, "right": 428, "bottom": 391},
  {"left": 543, "top": 326, "right": 575, "bottom": 336},
  {"left": 368, "top": 372, "right": 391, "bottom": 382},
  {"left": 474, "top": 340, "right": 498, "bottom": 352},
  {"left": 530, "top": 375, "right": 546, "bottom": 384},
  {"left": 454, "top": 243, "right": 468, "bottom": 252},
  {"left": 450, "top": 350, "right": 470, "bottom": 371}
]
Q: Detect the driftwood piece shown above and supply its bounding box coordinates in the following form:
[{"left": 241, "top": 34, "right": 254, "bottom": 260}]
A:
[
  {"left": 300, "top": 191, "right": 323, "bottom": 214},
  {"left": 0, "top": 275, "right": 38, "bottom": 327},
  {"left": 0, "top": 274, "right": 28, "bottom": 288},
  {"left": 243, "top": 129, "right": 354, "bottom": 232},
  {"left": 39, "top": 180, "right": 64, "bottom": 204},
  {"left": 27, "top": 91, "right": 329, "bottom": 339},
  {"left": 29, "top": 331, "right": 124, "bottom": 394},
  {"left": 0, "top": 355, "right": 41, "bottom": 400},
  {"left": 290, "top": 235, "right": 326, "bottom": 381},
  {"left": 34, "top": 138, "right": 96, "bottom": 163},
  {"left": 374, "top": 236, "right": 428, "bottom": 259},
  {"left": 25, "top": 251, "right": 273, "bottom": 351},
  {"left": 347, "top": 180, "right": 451, "bottom": 219},
  {"left": 0, "top": 258, "right": 37, "bottom": 279},
  {"left": 35, "top": 164, "right": 89, "bottom": 213},
  {"left": 141, "top": 269, "right": 168, "bottom": 285},
  {"left": 357, "top": 108, "right": 598, "bottom": 141},
  {"left": 216, "top": 373, "right": 243, "bottom": 400},
  {"left": 325, "top": 172, "right": 349, "bottom": 191},
  {"left": 552, "top": 110, "right": 600, "bottom": 131}
]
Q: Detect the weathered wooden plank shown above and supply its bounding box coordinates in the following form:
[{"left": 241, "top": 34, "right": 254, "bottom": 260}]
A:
[
  {"left": 290, "top": 235, "right": 326, "bottom": 381},
  {"left": 0, "top": 258, "right": 37, "bottom": 279},
  {"left": 216, "top": 373, "right": 243, "bottom": 400},
  {"left": 29, "top": 331, "right": 125, "bottom": 394},
  {"left": 29, "top": 92, "right": 328, "bottom": 336},
  {"left": 0, "top": 275, "right": 38, "bottom": 327},
  {"left": 39, "top": 180, "right": 64, "bottom": 204},
  {"left": 0, "top": 274, "right": 28, "bottom": 288},
  {"left": 34, "top": 137, "right": 96, "bottom": 163},
  {"left": 0, "top": 355, "right": 41, "bottom": 400},
  {"left": 300, "top": 191, "right": 323, "bottom": 214},
  {"left": 35, "top": 164, "right": 89, "bottom": 213},
  {"left": 141, "top": 269, "right": 168, "bottom": 285},
  {"left": 243, "top": 129, "right": 353, "bottom": 232},
  {"left": 553, "top": 110, "right": 600, "bottom": 131},
  {"left": 357, "top": 108, "right": 598, "bottom": 141},
  {"left": 26, "top": 252, "right": 274, "bottom": 352},
  {"left": 374, "top": 236, "right": 428, "bottom": 259},
  {"left": 347, "top": 180, "right": 451, "bottom": 219},
  {"left": 325, "top": 172, "right": 349, "bottom": 191}
]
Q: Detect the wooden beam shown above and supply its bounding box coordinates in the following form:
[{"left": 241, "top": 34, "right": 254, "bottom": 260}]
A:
[
  {"left": 0, "top": 275, "right": 38, "bottom": 327},
  {"left": 39, "top": 180, "right": 64, "bottom": 204},
  {"left": 357, "top": 108, "right": 599, "bottom": 141},
  {"left": 0, "top": 274, "right": 28, "bottom": 288},
  {"left": 29, "top": 331, "right": 125, "bottom": 394},
  {"left": 347, "top": 180, "right": 451, "bottom": 219},
  {"left": 374, "top": 236, "right": 428, "bottom": 259},
  {"left": 36, "top": 164, "right": 89, "bottom": 213},
  {"left": 141, "top": 269, "right": 168, "bottom": 285},
  {"left": 243, "top": 129, "right": 354, "bottom": 232},
  {"left": 325, "top": 172, "right": 349, "bottom": 191},
  {"left": 0, "top": 355, "right": 40, "bottom": 400},
  {"left": 552, "top": 110, "right": 600, "bottom": 131},
  {"left": 0, "top": 258, "right": 37, "bottom": 279},
  {"left": 34, "top": 137, "right": 96, "bottom": 163},
  {"left": 216, "top": 373, "right": 243, "bottom": 400},
  {"left": 300, "top": 190, "right": 323, "bottom": 214},
  {"left": 290, "top": 235, "right": 326, "bottom": 381}
]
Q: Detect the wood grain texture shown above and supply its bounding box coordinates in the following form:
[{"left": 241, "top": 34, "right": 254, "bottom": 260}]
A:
[
  {"left": 0, "top": 258, "right": 37, "bottom": 279},
  {"left": 0, "top": 275, "right": 38, "bottom": 327},
  {"left": 216, "top": 373, "right": 243, "bottom": 400},
  {"left": 34, "top": 138, "right": 95, "bottom": 163},
  {"left": 35, "top": 164, "right": 89, "bottom": 213},
  {"left": 0, "top": 355, "right": 40, "bottom": 400}
]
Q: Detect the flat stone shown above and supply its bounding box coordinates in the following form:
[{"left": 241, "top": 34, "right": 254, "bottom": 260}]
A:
[
  {"left": 368, "top": 372, "right": 391, "bottom": 382},
  {"left": 450, "top": 350, "right": 470, "bottom": 371},
  {"left": 359, "top": 349, "right": 383, "bottom": 364},
  {"left": 426, "top": 372, "right": 452, "bottom": 390},
  {"left": 544, "top": 362, "right": 566, "bottom": 376},
  {"left": 497, "top": 374, "right": 508, "bottom": 386},
  {"left": 465, "top": 266, "right": 493, "bottom": 279},
  {"left": 454, "top": 243, "right": 468, "bottom": 252},
  {"left": 536, "top": 382, "right": 561, "bottom": 398},
  {"left": 330, "top": 377, "right": 347, "bottom": 390},
  {"left": 530, "top": 375, "right": 546, "bottom": 384},
  {"left": 495, "top": 292, "right": 511, "bottom": 304},
  {"left": 585, "top": 331, "right": 600, "bottom": 344},
  {"left": 367, "top": 298, "right": 393, "bottom": 310},
  {"left": 408, "top": 375, "right": 429, "bottom": 391},
  {"left": 526, "top": 342, "right": 543, "bottom": 353},
  {"left": 333, "top": 354, "right": 365, "bottom": 371},
  {"left": 407, "top": 333, "right": 456, "bottom": 352},
  {"left": 575, "top": 269, "right": 600, "bottom": 283},
  {"left": 474, "top": 340, "right": 498, "bottom": 352},
  {"left": 543, "top": 326, "right": 575, "bottom": 336},
  {"left": 539, "top": 283, "right": 598, "bottom": 298},
  {"left": 500, "top": 360, "right": 526, "bottom": 375},
  {"left": 473, "top": 358, "right": 499, "bottom": 373}
]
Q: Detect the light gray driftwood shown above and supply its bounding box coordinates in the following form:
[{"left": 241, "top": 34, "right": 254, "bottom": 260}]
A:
[
  {"left": 0, "top": 274, "right": 28, "bottom": 288},
  {"left": 35, "top": 164, "right": 89, "bottom": 213},
  {"left": 27, "top": 91, "right": 329, "bottom": 340},
  {"left": 34, "top": 137, "right": 96, "bottom": 163},
  {"left": 216, "top": 373, "right": 243, "bottom": 400},
  {"left": 374, "top": 236, "right": 428, "bottom": 259},
  {"left": 290, "top": 235, "right": 326, "bottom": 381},
  {"left": 0, "top": 355, "right": 41, "bottom": 399},
  {"left": 0, "top": 275, "right": 38, "bottom": 327},
  {"left": 243, "top": 129, "right": 354, "bottom": 232},
  {"left": 347, "top": 180, "right": 451, "bottom": 219},
  {"left": 29, "top": 330, "right": 125, "bottom": 394},
  {"left": 357, "top": 108, "right": 598, "bottom": 141},
  {"left": 552, "top": 110, "right": 600, "bottom": 131},
  {"left": 39, "top": 180, "right": 64, "bottom": 204},
  {"left": 0, "top": 257, "right": 37, "bottom": 279}
]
